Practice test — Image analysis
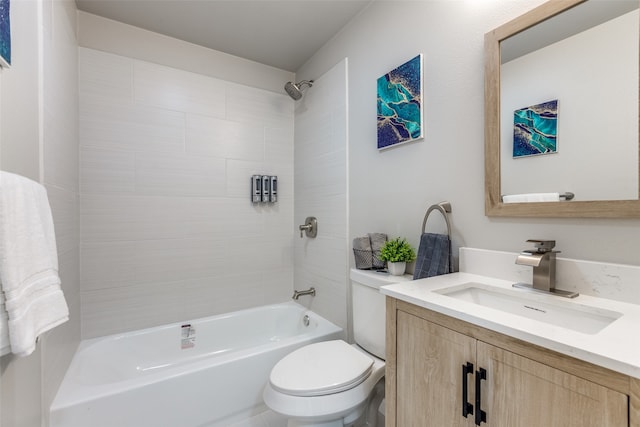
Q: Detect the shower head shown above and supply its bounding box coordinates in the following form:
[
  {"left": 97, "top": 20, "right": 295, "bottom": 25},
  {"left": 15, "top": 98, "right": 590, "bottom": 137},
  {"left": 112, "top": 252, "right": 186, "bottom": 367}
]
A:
[{"left": 284, "top": 80, "right": 314, "bottom": 100}]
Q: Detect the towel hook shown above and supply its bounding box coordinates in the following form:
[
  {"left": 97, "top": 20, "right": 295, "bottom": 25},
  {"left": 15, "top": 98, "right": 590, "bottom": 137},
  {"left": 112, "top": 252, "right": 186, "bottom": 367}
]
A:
[{"left": 421, "top": 201, "right": 452, "bottom": 239}]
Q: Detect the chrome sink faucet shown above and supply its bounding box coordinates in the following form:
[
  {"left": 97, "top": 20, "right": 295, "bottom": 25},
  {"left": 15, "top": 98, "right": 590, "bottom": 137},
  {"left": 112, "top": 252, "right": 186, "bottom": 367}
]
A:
[
  {"left": 516, "top": 240, "right": 557, "bottom": 291},
  {"left": 513, "top": 240, "right": 578, "bottom": 298}
]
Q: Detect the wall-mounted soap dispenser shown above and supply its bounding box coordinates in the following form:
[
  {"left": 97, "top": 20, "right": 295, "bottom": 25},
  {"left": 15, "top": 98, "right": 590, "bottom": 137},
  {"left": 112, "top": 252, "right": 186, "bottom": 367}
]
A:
[
  {"left": 251, "top": 175, "right": 262, "bottom": 203},
  {"left": 251, "top": 175, "right": 278, "bottom": 204},
  {"left": 270, "top": 176, "right": 277, "bottom": 203},
  {"left": 261, "top": 176, "right": 270, "bottom": 202}
]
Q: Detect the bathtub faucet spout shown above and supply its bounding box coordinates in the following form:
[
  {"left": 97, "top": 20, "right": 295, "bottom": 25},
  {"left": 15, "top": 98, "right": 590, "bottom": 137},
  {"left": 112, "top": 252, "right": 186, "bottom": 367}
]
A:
[{"left": 292, "top": 287, "right": 316, "bottom": 300}]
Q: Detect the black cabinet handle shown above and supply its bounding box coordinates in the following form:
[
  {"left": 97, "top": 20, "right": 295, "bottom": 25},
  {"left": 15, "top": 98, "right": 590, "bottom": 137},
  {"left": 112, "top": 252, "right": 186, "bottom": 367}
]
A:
[
  {"left": 462, "top": 362, "right": 474, "bottom": 418},
  {"left": 474, "top": 368, "right": 487, "bottom": 425}
]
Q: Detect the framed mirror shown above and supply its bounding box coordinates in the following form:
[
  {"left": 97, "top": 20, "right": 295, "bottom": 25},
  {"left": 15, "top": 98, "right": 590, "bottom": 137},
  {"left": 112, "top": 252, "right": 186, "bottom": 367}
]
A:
[{"left": 485, "top": 0, "right": 640, "bottom": 217}]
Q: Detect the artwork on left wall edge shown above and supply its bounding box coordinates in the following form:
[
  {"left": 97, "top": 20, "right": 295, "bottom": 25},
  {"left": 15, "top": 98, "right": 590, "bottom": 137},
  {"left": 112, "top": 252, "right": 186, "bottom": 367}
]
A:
[
  {"left": 377, "top": 54, "right": 423, "bottom": 150},
  {"left": 0, "top": 0, "right": 10, "bottom": 68}
]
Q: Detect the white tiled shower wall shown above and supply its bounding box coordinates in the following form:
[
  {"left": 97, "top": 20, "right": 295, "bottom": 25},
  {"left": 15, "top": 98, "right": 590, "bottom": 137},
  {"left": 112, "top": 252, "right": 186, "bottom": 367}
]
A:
[
  {"left": 293, "top": 59, "right": 349, "bottom": 335},
  {"left": 79, "top": 48, "right": 295, "bottom": 338},
  {"left": 41, "top": 0, "right": 81, "bottom": 419}
]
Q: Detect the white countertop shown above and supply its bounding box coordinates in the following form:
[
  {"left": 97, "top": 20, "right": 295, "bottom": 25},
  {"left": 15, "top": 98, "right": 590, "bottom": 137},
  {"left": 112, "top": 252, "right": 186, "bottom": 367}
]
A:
[{"left": 381, "top": 272, "right": 640, "bottom": 379}]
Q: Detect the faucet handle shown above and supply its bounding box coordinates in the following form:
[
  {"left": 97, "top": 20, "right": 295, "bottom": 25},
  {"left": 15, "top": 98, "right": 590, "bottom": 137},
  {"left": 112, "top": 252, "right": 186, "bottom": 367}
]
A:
[
  {"left": 526, "top": 239, "right": 556, "bottom": 253},
  {"left": 299, "top": 217, "right": 318, "bottom": 239}
]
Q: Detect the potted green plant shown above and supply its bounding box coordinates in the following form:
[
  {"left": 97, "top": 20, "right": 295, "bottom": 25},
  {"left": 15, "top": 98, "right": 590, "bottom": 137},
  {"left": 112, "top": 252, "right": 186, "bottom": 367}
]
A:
[{"left": 378, "top": 237, "right": 416, "bottom": 276}]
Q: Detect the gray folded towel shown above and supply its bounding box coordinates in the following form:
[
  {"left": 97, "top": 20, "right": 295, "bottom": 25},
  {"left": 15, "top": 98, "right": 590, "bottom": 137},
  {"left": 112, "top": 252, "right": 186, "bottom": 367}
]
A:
[
  {"left": 368, "top": 233, "right": 387, "bottom": 269},
  {"left": 413, "top": 233, "right": 451, "bottom": 280},
  {"left": 353, "top": 236, "right": 373, "bottom": 269}
]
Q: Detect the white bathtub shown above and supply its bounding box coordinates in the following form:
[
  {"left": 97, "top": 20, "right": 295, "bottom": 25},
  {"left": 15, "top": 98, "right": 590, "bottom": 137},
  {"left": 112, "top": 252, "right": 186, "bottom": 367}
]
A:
[{"left": 50, "top": 302, "right": 342, "bottom": 427}]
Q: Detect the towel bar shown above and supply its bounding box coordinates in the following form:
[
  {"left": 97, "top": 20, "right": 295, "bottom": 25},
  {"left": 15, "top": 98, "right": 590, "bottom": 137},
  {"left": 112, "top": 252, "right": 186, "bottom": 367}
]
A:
[
  {"left": 421, "top": 201, "right": 452, "bottom": 239},
  {"left": 418, "top": 201, "right": 454, "bottom": 275},
  {"left": 500, "top": 192, "right": 574, "bottom": 202}
]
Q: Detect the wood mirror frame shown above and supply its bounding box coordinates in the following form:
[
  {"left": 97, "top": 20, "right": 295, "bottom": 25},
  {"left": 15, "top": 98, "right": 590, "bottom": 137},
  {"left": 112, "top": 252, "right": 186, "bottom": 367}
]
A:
[{"left": 484, "top": 0, "right": 640, "bottom": 218}]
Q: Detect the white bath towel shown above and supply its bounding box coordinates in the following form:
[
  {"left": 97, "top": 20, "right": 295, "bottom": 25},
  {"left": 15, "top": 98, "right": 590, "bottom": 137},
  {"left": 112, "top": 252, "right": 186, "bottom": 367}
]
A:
[
  {"left": 0, "top": 171, "right": 69, "bottom": 357},
  {"left": 503, "top": 192, "right": 560, "bottom": 203}
]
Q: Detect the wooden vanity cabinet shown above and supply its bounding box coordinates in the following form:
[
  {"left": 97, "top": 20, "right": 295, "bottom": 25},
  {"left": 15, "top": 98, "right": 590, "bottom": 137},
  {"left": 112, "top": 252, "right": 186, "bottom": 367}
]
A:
[{"left": 386, "top": 298, "right": 640, "bottom": 427}]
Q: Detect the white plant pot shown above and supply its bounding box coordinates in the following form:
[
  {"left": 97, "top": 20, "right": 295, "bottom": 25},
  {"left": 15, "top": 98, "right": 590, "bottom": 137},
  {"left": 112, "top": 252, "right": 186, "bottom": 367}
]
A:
[{"left": 387, "top": 261, "right": 406, "bottom": 276}]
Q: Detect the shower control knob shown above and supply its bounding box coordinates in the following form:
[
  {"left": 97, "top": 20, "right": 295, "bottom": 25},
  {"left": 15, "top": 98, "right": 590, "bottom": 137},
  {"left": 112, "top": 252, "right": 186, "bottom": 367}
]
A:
[{"left": 298, "top": 217, "right": 317, "bottom": 238}]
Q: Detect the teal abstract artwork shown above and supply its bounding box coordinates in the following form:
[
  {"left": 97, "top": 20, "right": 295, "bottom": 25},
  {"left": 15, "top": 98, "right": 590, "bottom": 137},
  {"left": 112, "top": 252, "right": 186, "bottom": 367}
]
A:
[
  {"left": 513, "top": 100, "right": 558, "bottom": 158},
  {"left": 377, "top": 55, "right": 423, "bottom": 150},
  {"left": 0, "top": 0, "right": 9, "bottom": 68}
]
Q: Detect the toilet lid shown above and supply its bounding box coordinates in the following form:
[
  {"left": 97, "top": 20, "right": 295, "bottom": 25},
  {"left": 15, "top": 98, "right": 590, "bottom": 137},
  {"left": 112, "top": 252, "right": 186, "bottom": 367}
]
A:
[{"left": 269, "top": 340, "right": 374, "bottom": 397}]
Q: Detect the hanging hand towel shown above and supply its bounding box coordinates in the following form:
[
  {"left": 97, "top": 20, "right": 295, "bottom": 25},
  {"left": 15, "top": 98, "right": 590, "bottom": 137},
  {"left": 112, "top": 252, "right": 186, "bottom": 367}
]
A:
[
  {"left": 413, "top": 233, "right": 451, "bottom": 280},
  {"left": 0, "top": 171, "right": 69, "bottom": 357},
  {"left": 502, "top": 193, "right": 560, "bottom": 203}
]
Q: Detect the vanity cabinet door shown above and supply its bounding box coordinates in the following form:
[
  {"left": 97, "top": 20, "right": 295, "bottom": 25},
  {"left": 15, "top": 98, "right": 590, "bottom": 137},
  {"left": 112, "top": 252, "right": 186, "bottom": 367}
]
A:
[
  {"left": 396, "top": 311, "right": 476, "bottom": 426},
  {"left": 477, "top": 341, "right": 628, "bottom": 427}
]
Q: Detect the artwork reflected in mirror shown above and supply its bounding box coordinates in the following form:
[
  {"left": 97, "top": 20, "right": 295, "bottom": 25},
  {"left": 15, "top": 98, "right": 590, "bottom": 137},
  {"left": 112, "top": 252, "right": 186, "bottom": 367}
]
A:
[{"left": 513, "top": 99, "right": 558, "bottom": 158}]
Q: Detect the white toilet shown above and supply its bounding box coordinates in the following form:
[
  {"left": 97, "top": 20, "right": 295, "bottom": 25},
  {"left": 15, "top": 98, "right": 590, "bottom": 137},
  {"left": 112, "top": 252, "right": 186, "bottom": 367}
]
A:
[{"left": 263, "top": 268, "right": 411, "bottom": 427}]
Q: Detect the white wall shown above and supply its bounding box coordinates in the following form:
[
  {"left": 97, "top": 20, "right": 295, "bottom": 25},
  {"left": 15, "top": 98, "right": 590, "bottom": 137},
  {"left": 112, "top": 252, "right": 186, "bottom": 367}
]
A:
[
  {"left": 0, "top": 0, "right": 80, "bottom": 426},
  {"left": 77, "top": 11, "right": 293, "bottom": 94},
  {"left": 0, "top": 5, "right": 44, "bottom": 425},
  {"left": 293, "top": 58, "right": 349, "bottom": 335},
  {"left": 297, "top": 0, "right": 640, "bottom": 268},
  {"left": 79, "top": 46, "right": 295, "bottom": 338},
  {"left": 0, "top": 0, "right": 40, "bottom": 180}
]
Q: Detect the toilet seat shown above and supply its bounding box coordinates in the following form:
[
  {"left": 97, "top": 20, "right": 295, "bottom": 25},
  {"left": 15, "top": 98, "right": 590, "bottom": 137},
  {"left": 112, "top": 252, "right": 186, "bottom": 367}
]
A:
[{"left": 269, "top": 340, "right": 374, "bottom": 397}]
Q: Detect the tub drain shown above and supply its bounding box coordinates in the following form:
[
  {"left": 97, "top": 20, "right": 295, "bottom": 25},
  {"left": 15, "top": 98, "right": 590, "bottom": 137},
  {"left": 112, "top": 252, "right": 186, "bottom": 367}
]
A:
[{"left": 302, "top": 315, "right": 310, "bottom": 327}]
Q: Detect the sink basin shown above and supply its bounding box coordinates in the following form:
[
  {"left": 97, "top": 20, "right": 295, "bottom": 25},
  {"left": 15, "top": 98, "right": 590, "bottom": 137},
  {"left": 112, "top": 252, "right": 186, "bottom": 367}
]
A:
[{"left": 435, "top": 283, "right": 622, "bottom": 334}]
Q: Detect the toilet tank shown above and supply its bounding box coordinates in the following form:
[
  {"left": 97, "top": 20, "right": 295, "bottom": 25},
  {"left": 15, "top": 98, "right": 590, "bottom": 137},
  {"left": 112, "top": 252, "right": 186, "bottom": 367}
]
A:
[{"left": 350, "top": 268, "right": 412, "bottom": 360}]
